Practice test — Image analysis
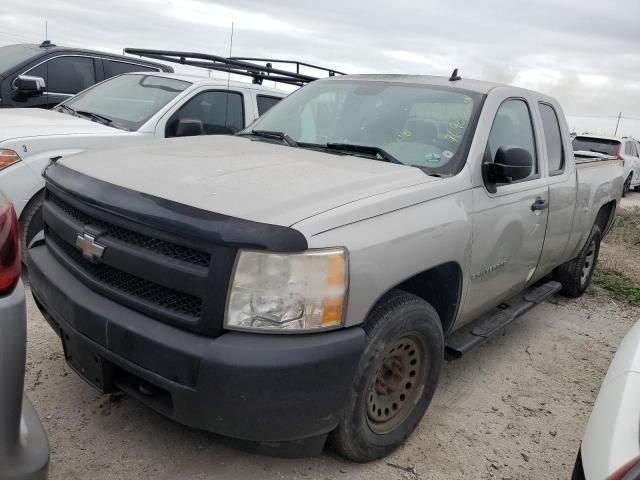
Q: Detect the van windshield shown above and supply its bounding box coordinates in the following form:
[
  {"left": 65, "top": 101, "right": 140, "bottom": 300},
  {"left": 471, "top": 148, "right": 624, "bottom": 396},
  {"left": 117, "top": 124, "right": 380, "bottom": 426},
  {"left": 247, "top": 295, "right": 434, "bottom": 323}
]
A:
[
  {"left": 247, "top": 79, "right": 484, "bottom": 175},
  {"left": 61, "top": 74, "right": 191, "bottom": 131},
  {"left": 0, "top": 45, "right": 38, "bottom": 74}
]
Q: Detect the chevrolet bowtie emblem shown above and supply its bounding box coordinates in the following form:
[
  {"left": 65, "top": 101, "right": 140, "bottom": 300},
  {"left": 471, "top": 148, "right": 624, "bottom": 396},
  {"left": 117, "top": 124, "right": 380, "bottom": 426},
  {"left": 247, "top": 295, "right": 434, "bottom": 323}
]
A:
[{"left": 75, "top": 233, "right": 105, "bottom": 263}]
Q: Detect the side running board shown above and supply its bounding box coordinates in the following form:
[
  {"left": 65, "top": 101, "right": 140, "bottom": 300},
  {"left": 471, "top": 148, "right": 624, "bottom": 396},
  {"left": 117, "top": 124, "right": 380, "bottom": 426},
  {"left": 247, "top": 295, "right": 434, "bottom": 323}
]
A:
[{"left": 445, "top": 281, "right": 562, "bottom": 359}]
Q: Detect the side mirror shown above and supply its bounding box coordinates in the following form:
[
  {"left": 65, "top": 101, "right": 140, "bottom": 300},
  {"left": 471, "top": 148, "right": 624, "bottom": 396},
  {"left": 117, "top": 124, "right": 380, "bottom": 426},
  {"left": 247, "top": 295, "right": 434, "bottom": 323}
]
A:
[
  {"left": 16, "top": 75, "right": 46, "bottom": 96},
  {"left": 175, "top": 118, "right": 205, "bottom": 137},
  {"left": 483, "top": 145, "right": 533, "bottom": 191}
]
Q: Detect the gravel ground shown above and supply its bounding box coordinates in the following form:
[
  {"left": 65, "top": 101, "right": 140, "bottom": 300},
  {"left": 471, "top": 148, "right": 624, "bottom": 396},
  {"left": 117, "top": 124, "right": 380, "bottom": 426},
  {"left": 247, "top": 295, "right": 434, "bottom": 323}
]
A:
[
  {"left": 622, "top": 189, "right": 640, "bottom": 209},
  {"left": 24, "top": 281, "right": 639, "bottom": 479}
]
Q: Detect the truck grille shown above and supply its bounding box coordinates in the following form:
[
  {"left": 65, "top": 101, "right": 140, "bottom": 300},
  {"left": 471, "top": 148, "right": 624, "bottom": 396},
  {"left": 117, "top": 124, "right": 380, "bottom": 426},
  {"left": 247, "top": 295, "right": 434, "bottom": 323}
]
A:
[
  {"left": 48, "top": 192, "right": 210, "bottom": 267},
  {"left": 47, "top": 228, "right": 203, "bottom": 318},
  {"left": 42, "top": 186, "right": 232, "bottom": 335}
]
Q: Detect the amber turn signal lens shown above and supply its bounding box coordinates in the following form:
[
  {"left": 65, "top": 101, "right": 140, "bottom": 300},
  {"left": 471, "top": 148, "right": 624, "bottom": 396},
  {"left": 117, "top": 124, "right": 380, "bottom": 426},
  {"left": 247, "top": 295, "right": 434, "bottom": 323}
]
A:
[{"left": 0, "top": 150, "right": 21, "bottom": 171}]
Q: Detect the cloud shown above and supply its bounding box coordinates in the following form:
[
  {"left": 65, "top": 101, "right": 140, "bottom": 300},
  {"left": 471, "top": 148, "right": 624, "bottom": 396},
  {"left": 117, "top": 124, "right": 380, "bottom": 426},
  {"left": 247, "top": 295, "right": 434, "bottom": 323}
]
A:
[{"left": 0, "top": 0, "right": 639, "bottom": 133}]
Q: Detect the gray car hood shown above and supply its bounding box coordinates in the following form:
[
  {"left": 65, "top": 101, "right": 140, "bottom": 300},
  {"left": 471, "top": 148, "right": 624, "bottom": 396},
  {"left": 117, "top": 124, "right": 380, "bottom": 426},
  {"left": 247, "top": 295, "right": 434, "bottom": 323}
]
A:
[{"left": 61, "top": 135, "right": 435, "bottom": 227}]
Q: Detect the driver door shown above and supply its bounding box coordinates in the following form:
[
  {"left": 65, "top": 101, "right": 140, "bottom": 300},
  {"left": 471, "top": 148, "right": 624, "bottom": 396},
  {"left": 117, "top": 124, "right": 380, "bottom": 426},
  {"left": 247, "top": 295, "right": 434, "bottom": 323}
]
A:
[{"left": 462, "top": 98, "right": 549, "bottom": 321}]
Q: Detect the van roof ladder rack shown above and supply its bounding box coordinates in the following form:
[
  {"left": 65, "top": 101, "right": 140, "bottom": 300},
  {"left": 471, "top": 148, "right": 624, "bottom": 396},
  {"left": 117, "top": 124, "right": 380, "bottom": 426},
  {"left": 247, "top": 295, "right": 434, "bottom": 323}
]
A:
[{"left": 124, "top": 48, "right": 346, "bottom": 86}]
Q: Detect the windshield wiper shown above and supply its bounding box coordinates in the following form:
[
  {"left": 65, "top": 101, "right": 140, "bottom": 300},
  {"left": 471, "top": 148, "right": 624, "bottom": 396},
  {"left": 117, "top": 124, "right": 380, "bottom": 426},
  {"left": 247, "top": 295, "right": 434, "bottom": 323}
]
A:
[
  {"left": 75, "top": 110, "right": 113, "bottom": 126},
  {"left": 244, "top": 130, "right": 298, "bottom": 147},
  {"left": 324, "top": 143, "right": 402, "bottom": 164},
  {"left": 57, "top": 104, "right": 76, "bottom": 115}
]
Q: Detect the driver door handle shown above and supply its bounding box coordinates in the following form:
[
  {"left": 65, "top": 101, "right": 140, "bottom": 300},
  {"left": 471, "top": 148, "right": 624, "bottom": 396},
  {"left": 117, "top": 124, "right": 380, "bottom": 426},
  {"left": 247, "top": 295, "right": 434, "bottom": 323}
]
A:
[{"left": 531, "top": 197, "right": 549, "bottom": 211}]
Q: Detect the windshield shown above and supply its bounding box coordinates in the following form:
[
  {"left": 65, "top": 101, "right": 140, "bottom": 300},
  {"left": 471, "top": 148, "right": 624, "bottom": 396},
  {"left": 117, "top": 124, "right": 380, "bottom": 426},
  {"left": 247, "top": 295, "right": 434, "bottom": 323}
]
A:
[
  {"left": 0, "top": 44, "right": 38, "bottom": 74},
  {"left": 62, "top": 74, "right": 191, "bottom": 131},
  {"left": 248, "top": 79, "right": 483, "bottom": 175},
  {"left": 572, "top": 136, "right": 620, "bottom": 156}
]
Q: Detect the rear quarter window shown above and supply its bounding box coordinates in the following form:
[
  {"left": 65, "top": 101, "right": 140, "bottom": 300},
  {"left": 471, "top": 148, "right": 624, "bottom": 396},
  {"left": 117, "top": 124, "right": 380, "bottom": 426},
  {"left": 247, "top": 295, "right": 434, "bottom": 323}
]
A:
[
  {"left": 104, "top": 59, "right": 159, "bottom": 78},
  {"left": 256, "top": 95, "right": 282, "bottom": 116}
]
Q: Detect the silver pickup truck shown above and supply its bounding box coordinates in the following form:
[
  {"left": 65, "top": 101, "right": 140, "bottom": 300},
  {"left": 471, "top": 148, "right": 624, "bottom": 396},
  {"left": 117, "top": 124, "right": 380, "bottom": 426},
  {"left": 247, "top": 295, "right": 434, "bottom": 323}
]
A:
[{"left": 27, "top": 74, "right": 623, "bottom": 462}]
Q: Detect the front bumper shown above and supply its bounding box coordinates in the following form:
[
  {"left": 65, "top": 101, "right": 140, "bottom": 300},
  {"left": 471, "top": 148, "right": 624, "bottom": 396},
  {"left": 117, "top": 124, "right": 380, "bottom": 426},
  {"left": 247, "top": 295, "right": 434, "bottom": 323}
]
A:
[
  {"left": 28, "top": 242, "right": 365, "bottom": 452},
  {"left": 0, "top": 282, "right": 49, "bottom": 480}
]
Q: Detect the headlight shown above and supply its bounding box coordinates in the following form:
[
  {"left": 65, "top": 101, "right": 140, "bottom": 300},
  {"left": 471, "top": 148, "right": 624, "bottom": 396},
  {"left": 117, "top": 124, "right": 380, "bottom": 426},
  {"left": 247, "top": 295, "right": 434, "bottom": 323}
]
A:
[
  {"left": 225, "top": 248, "right": 348, "bottom": 333},
  {"left": 0, "top": 149, "right": 21, "bottom": 171}
]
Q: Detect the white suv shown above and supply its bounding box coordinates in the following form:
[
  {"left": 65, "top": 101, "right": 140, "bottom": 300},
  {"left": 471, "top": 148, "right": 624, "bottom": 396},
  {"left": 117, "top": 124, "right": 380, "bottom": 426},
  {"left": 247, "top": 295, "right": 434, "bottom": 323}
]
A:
[{"left": 573, "top": 135, "right": 640, "bottom": 196}]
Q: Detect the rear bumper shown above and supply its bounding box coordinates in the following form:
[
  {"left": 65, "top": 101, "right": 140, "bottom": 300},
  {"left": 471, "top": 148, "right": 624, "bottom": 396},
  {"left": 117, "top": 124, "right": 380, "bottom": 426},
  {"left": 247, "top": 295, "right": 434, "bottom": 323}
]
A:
[
  {"left": 0, "top": 282, "right": 50, "bottom": 480},
  {"left": 28, "top": 242, "right": 365, "bottom": 449}
]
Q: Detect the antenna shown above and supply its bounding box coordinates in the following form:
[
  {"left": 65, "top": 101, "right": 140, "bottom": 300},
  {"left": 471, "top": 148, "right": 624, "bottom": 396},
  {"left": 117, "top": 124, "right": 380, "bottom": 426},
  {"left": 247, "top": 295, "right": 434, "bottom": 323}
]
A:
[
  {"left": 45, "top": 20, "right": 47, "bottom": 40},
  {"left": 449, "top": 68, "right": 461, "bottom": 82},
  {"left": 224, "top": 22, "right": 235, "bottom": 130},
  {"left": 614, "top": 112, "right": 622, "bottom": 136}
]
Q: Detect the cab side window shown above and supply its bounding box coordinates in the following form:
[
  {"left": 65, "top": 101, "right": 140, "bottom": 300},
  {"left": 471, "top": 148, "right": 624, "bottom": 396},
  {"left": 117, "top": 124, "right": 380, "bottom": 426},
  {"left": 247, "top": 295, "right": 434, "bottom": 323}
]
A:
[
  {"left": 28, "top": 56, "right": 96, "bottom": 95},
  {"left": 166, "top": 90, "right": 244, "bottom": 138},
  {"left": 256, "top": 95, "right": 281, "bottom": 116},
  {"left": 487, "top": 99, "right": 538, "bottom": 180},
  {"left": 539, "top": 103, "right": 565, "bottom": 175}
]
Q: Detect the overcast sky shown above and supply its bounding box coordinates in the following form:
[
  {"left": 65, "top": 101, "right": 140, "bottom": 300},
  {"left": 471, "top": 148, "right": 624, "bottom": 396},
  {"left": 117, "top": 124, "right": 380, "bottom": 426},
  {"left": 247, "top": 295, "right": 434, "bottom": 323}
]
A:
[{"left": 1, "top": 0, "right": 639, "bottom": 135}]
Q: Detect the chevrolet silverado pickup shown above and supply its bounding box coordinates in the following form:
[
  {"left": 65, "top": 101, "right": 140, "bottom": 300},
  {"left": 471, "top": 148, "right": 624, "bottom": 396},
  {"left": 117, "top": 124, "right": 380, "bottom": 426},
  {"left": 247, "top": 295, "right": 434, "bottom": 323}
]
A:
[{"left": 28, "top": 74, "right": 623, "bottom": 462}]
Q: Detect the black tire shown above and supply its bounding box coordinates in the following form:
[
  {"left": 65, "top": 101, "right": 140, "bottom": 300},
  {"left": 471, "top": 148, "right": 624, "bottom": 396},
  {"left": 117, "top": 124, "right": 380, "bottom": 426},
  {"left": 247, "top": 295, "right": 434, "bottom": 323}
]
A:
[
  {"left": 623, "top": 174, "right": 632, "bottom": 197},
  {"left": 329, "top": 290, "right": 444, "bottom": 462},
  {"left": 19, "top": 191, "right": 44, "bottom": 264},
  {"left": 554, "top": 225, "right": 601, "bottom": 298}
]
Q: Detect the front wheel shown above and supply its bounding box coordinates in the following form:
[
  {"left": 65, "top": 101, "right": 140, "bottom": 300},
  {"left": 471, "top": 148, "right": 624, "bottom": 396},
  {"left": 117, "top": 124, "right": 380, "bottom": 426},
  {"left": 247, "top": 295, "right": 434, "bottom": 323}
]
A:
[
  {"left": 554, "top": 225, "right": 601, "bottom": 298},
  {"left": 329, "top": 290, "right": 443, "bottom": 462}
]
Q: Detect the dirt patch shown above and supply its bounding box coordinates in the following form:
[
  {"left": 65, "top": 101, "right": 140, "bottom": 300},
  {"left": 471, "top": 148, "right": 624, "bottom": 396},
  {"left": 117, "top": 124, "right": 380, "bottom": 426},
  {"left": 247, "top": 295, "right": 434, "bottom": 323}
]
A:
[{"left": 24, "top": 283, "right": 639, "bottom": 480}]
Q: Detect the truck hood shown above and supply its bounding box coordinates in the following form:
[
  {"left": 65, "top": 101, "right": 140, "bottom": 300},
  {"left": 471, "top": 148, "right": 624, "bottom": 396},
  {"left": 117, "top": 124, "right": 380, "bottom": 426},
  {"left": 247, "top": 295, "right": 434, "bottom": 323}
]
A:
[
  {"left": 0, "top": 108, "right": 122, "bottom": 141},
  {"left": 61, "top": 135, "right": 434, "bottom": 227}
]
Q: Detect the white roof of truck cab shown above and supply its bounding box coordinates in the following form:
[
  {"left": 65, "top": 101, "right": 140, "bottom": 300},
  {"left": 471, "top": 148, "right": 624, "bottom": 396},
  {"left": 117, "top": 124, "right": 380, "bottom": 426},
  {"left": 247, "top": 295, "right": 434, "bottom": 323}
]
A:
[{"left": 138, "top": 71, "right": 288, "bottom": 96}]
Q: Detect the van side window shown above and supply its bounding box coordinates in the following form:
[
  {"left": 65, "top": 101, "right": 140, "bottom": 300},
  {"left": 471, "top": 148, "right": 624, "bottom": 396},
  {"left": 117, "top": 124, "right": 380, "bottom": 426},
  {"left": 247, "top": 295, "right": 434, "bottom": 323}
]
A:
[
  {"left": 166, "top": 90, "right": 244, "bottom": 137},
  {"left": 539, "top": 103, "right": 565, "bottom": 175},
  {"left": 487, "top": 99, "right": 538, "bottom": 180},
  {"left": 256, "top": 95, "right": 281, "bottom": 116},
  {"left": 28, "top": 56, "right": 96, "bottom": 95}
]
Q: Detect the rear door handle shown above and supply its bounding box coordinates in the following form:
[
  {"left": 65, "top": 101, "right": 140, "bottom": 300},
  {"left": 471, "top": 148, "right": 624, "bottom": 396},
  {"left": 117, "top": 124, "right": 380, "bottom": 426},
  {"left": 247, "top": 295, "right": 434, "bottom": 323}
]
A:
[{"left": 531, "top": 197, "right": 549, "bottom": 211}]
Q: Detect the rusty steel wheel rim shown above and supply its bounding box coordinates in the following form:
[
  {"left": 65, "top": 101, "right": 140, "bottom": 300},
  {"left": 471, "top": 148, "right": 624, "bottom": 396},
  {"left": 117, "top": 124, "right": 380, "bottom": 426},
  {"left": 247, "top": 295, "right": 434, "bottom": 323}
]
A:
[{"left": 365, "top": 335, "right": 428, "bottom": 434}]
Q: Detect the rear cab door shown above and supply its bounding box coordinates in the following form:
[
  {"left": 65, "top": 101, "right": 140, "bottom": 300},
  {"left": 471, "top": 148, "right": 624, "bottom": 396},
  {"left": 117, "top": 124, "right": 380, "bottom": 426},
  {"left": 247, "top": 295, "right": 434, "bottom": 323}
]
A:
[
  {"left": 530, "top": 95, "right": 577, "bottom": 276},
  {"left": 462, "top": 88, "right": 550, "bottom": 323},
  {"left": 97, "top": 57, "right": 165, "bottom": 82}
]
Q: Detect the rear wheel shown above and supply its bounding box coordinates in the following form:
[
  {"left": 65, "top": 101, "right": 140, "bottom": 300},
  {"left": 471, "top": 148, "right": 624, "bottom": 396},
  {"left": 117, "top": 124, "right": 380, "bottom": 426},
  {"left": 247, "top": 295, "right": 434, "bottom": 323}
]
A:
[
  {"left": 329, "top": 290, "right": 443, "bottom": 462},
  {"left": 19, "top": 191, "right": 44, "bottom": 264},
  {"left": 623, "top": 174, "right": 632, "bottom": 197},
  {"left": 554, "top": 225, "right": 601, "bottom": 298}
]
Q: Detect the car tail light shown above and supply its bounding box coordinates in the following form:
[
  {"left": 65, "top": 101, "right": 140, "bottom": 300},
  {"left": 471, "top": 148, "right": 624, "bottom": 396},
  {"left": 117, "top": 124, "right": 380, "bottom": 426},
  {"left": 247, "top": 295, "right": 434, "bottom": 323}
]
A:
[
  {"left": 0, "top": 197, "right": 20, "bottom": 295},
  {"left": 616, "top": 144, "right": 625, "bottom": 165},
  {"left": 609, "top": 454, "right": 640, "bottom": 480}
]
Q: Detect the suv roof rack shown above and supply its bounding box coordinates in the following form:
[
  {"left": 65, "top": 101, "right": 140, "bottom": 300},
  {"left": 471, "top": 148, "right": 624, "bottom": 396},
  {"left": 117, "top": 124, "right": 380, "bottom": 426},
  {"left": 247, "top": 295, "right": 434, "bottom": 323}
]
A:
[{"left": 124, "top": 48, "right": 346, "bottom": 87}]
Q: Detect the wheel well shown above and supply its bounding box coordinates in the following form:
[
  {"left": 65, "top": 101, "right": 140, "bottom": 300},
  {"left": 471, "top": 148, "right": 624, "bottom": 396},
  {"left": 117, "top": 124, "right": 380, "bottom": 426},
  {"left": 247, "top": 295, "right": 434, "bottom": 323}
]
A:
[
  {"left": 393, "top": 262, "right": 461, "bottom": 335},
  {"left": 594, "top": 200, "right": 616, "bottom": 237},
  {"left": 18, "top": 188, "right": 44, "bottom": 223}
]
